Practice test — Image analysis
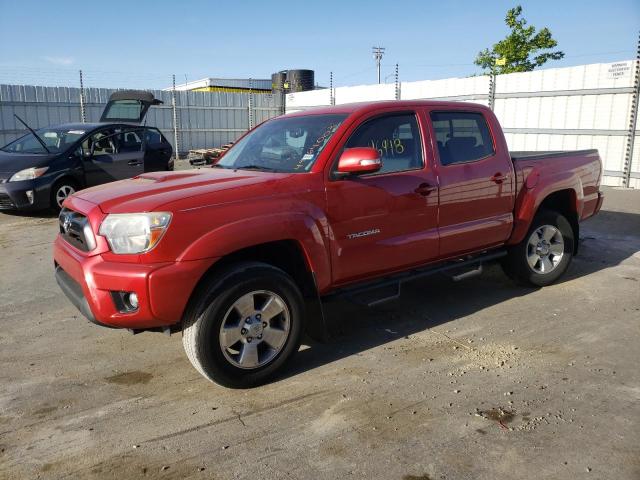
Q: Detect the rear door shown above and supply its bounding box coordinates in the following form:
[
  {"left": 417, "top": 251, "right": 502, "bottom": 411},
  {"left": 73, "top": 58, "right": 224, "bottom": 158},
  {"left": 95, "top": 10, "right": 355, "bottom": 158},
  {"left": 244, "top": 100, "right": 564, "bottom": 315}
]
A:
[
  {"left": 427, "top": 108, "right": 515, "bottom": 258},
  {"left": 113, "top": 127, "right": 145, "bottom": 176},
  {"left": 325, "top": 110, "right": 440, "bottom": 285},
  {"left": 143, "top": 127, "right": 173, "bottom": 172}
]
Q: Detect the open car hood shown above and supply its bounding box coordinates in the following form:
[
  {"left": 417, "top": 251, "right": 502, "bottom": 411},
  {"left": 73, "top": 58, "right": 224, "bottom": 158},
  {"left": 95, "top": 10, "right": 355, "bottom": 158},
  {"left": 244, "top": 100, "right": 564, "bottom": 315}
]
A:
[{"left": 100, "top": 90, "right": 163, "bottom": 124}]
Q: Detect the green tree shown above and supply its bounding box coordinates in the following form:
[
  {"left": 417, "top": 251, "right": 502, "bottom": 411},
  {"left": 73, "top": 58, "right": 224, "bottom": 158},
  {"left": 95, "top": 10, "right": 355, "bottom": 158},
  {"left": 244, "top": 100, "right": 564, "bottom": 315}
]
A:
[{"left": 475, "top": 5, "right": 564, "bottom": 74}]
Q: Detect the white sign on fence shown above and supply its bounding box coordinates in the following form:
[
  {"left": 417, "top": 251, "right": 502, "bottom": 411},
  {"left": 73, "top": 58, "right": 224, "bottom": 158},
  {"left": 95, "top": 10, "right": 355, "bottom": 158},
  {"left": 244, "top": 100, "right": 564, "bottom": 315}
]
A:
[{"left": 607, "top": 61, "right": 632, "bottom": 80}]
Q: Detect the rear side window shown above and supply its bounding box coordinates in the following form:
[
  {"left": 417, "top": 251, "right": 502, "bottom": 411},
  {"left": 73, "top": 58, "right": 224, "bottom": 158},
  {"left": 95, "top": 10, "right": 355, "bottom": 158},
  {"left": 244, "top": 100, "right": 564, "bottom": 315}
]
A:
[
  {"left": 144, "top": 128, "right": 163, "bottom": 145},
  {"left": 118, "top": 128, "right": 143, "bottom": 153},
  {"left": 430, "top": 112, "right": 495, "bottom": 165},
  {"left": 344, "top": 113, "right": 423, "bottom": 174}
]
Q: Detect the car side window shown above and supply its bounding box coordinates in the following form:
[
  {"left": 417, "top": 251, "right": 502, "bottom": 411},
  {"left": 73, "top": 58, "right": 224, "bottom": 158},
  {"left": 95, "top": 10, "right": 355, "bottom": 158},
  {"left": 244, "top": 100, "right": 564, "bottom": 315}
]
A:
[
  {"left": 344, "top": 113, "right": 423, "bottom": 174},
  {"left": 82, "top": 129, "right": 116, "bottom": 157},
  {"left": 118, "top": 128, "right": 143, "bottom": 153},
  {"left": 144, "top": 128, "right": 163, "bottom": 145},
  {"left": 430, "top": 112, "right": 495, "bottom": 166}
]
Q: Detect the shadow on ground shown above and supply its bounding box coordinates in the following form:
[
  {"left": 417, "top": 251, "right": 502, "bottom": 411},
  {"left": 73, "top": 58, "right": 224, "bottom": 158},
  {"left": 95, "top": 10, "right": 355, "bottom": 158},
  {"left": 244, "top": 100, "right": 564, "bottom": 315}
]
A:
[{"left": 278, "top": 210, "right": 640, "bottom": 382}]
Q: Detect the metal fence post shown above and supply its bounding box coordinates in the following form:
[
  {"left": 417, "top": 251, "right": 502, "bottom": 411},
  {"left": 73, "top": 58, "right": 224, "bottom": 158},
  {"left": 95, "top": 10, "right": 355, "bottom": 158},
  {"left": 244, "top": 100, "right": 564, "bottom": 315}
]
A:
[
  {"left": 248, "top": 78, "right": 254, "bottom": 130},
  {"left": 394, "top": 64, "right": 400, "bottom": 100},
  {"left": 330, "top": 72, "right": 335, "bottom": 106},
  {"left": 171, "top": 74, "right": 180, "bottom": 160},
  {"left": 623, "top": 32, "right": 640, "bottom": 188},
  {"left": 488, "top": 72, "right": 496, "bottom": 111},
  {"left": 79, "top": 70, "right": 86, "bottom": 123}
]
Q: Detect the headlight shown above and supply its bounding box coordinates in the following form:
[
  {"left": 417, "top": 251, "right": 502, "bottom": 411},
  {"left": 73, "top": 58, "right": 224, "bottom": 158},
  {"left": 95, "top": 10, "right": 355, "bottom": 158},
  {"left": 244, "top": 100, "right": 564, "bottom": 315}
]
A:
[
  {"left": 99, "top": 212, "right": 172, "bottom": 254},
  {"left": 9, "top": 167, "right": 49, "bottom": 182}
]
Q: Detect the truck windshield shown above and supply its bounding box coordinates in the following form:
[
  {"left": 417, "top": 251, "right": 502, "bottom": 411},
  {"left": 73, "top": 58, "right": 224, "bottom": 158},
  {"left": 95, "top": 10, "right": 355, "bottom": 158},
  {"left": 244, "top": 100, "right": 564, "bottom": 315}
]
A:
[
  {"left": 1, "top": 127, "right": 86, "bottom": 154},
  {"left": 217, "top": 114, "right": 347, "bottom": 173}
]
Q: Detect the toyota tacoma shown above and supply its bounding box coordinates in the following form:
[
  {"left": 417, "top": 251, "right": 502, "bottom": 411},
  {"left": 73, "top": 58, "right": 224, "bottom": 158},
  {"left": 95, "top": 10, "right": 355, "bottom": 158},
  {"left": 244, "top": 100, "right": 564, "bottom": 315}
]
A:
[{"left": 53, "top": 100, "right": 604, "bottom": 388}]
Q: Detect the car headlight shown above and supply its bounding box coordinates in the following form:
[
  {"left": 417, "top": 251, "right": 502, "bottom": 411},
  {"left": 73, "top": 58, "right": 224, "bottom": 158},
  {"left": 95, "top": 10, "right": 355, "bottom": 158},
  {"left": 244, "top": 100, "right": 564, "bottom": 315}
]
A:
[
  {"left": 99, "top": 212, "right": 172, "bottom": 254},
  {"left": 9, "top": 167, "right": 49, "bottom": 182}
]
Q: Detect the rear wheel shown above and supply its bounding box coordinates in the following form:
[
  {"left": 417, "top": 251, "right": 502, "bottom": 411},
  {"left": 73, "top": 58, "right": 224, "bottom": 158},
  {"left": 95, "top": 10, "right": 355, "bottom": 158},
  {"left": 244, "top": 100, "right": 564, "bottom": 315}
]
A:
[
  {"left": 182, "top": 262, "right": 304, "bottom": 388},
  {"left": 50, "top": 179, "right": 78, "bottom": 212},
  {"left": 502, "top": 209, "right": 574, "bottom": 287}
]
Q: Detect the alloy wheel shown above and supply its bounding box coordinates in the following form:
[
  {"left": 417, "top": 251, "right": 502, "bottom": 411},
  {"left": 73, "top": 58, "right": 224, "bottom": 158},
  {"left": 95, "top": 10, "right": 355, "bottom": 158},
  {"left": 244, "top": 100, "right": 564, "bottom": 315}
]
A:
[
  {"left": 219, "top": 290, "right": 291, "bottom": 369},
  {"left": 55, "top": 185, "right": 76, "bottom": 208},
  {"left": 526, "top": 225, "right": 564, "bottom": 274}
]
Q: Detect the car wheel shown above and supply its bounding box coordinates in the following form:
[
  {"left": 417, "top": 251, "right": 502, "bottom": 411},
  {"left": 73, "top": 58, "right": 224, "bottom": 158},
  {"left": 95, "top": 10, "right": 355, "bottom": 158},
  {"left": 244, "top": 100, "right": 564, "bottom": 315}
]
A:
[
  {"left": 182, "top": 262, "right": 304, "bottom": 388},
  {"left": 502, "top": 209, "right": 575, "bottom": 287},
  {"left": 51, "top": 179, "right": 78, "bottom": 212}
]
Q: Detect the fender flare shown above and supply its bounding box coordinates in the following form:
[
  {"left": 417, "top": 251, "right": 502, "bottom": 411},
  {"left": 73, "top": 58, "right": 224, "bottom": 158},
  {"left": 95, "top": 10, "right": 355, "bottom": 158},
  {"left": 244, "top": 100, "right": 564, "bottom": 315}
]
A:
[
  {"left": 177, "top": 211, "right": 333, "bottom": 291},
  {"left": 509, "top": 169, "right": 582, "bottom": 246}
]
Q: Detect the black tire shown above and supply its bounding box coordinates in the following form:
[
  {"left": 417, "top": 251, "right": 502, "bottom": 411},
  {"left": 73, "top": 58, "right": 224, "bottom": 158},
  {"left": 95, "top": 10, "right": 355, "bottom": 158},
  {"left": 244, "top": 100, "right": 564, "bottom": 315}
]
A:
[
  {"left": 50, "top": 178, "right": 79, "bottom": 213},
  {"left": 502, "top": 209, "right": 575, "bottom": 287},
  {"left": 182, "top": 262, "right": 304, "bottom": 388}
]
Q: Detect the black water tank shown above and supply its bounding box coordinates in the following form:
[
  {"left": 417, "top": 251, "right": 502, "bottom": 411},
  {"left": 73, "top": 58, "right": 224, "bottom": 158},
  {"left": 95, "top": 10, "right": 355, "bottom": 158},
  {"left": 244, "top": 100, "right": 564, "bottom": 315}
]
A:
[
  {"left": 286, "top": 69, "right": 314, "bottom": 92},
  {"left": 271, "top": 71, "right": 287, "bottom": 93}
]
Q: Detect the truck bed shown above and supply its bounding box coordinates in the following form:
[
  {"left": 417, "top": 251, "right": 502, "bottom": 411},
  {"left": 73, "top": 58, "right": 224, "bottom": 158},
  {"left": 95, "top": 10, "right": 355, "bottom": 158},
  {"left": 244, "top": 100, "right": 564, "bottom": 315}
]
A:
[{"left": 511, "top": 149, "right": 598, "bottom": 162}]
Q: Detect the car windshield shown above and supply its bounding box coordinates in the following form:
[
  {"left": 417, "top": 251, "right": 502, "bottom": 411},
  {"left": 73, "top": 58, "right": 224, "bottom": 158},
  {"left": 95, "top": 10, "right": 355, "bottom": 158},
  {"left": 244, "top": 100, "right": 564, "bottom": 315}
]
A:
[
  {"left": 1, "top": 127, "right": 86, "bottom": 154},
  {"left": 217, "top": 114, "right": 347, "bottom": 173}
]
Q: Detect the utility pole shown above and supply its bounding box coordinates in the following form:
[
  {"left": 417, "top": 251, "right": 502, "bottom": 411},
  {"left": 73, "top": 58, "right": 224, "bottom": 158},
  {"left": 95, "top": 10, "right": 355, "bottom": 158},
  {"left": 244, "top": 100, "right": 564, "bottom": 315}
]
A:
[
  {"left": 372, "top": 46, "right": 385, "bottom": 84},
  {"left": 78, "top": 70, "right": 86, "bottom": 123}
]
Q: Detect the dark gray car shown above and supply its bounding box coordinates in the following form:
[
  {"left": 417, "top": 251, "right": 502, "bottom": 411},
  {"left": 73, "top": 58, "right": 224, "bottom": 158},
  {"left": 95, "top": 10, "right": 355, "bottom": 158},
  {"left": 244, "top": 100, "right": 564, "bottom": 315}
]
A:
[{"left": 0, "top": 91, "right": 173, "bottom": 212}]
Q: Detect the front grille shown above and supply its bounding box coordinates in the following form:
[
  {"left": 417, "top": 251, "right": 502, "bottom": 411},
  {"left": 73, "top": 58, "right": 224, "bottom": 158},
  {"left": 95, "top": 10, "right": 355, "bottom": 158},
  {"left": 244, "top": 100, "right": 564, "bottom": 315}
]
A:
[
  {"left": 0, "top": 193, "right": 14, "bottom": 209},
  {"left": 59, "top": 208, "right": 95, "bottom": 251}
]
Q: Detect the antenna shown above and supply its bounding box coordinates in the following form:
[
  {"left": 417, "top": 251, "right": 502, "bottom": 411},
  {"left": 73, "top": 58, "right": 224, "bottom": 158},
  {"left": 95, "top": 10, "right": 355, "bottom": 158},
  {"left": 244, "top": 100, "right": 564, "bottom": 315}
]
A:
[{"left": 372, "top": 46, "right": 386, "bottom": 84}]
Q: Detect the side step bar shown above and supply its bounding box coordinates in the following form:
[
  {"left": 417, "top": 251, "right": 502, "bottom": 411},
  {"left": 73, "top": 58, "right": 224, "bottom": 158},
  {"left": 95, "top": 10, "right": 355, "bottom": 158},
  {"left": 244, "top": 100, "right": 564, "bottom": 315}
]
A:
[{"left": 324, "top": 250, "right": 506, "bottom": 307}]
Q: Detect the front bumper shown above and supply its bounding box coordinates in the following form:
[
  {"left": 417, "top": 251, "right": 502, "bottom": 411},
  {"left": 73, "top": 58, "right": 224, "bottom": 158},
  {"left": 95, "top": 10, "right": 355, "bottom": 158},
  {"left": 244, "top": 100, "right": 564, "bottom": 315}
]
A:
[
  {"left": 53, "top": 236, "right": 214, "bottom": 329},
  {"left": 0, "top": 178, "right": 51, "bottom": 211}
]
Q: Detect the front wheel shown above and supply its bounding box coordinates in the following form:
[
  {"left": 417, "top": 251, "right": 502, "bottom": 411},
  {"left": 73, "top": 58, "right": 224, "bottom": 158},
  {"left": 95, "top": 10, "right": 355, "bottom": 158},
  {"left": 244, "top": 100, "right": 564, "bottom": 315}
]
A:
[
  {"left": 182, "top": 262, "right": 304, "bottom": 388},
  {"left": 502, "top": 209, "right": 575, "bottom": 287},
  {"left": 50, "top": 179, "right": 78, "bottom": 212}
]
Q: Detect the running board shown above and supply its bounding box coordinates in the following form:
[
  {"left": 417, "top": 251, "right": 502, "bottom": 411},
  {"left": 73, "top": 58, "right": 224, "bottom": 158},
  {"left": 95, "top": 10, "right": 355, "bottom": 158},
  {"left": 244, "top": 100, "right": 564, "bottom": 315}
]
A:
[
  {"left": 449, "top": 264, "right": 483, "bottom": 282},
  {"left": 325, "top": 250, "right": 506, "bottom": 307}
]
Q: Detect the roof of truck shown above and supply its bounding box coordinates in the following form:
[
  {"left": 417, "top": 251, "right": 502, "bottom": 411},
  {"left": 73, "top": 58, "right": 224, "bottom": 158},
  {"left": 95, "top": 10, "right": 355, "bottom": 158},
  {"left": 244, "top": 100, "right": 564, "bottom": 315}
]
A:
[{"left": 285, "top": 99, "right": 490, "bottom": 117}]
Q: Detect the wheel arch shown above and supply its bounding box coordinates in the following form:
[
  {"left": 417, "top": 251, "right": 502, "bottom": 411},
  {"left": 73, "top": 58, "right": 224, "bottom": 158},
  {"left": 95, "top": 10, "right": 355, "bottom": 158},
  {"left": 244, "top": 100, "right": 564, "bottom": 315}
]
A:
[
  {"left": 181, "top": 239, "right": 327, "bottom": 340},
  {"left": 510, "top": 187, "right": 580, "bottom": 253}
]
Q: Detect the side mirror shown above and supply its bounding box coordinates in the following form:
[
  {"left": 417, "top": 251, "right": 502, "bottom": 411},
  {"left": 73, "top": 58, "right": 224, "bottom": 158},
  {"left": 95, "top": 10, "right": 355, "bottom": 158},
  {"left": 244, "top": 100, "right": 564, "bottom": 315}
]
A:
[{"left": 336, "top": 147, "right": 382, "bottom": 176}]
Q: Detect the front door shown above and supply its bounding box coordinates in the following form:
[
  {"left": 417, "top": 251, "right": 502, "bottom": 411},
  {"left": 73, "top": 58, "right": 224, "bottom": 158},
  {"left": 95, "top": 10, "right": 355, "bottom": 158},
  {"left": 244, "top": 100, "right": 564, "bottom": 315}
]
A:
[
  {"left": 82, "top": 128, "right": 144, "bottom": 186},
  {"left": 325, "top": 111, "right": 439, "bottom": 285},
  {"left": 427, "top": 108, "right": 515, "bottom": 258}
]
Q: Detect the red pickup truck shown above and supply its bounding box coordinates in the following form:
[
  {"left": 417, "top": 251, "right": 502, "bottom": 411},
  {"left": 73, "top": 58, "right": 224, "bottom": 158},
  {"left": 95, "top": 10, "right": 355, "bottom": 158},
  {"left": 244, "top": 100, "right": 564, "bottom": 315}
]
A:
[{"left": 53, "top": 100, "right": 603, "bottom": 387}]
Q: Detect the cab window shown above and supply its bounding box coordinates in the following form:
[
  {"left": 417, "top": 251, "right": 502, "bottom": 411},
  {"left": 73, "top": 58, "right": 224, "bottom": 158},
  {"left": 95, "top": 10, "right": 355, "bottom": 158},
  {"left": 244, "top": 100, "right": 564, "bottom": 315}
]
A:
[
  {"left": 430, "top": 112, "right": 495, "bottom": 165},
  {"left": 344, "top": 113, "right": 423, "bottom": 174}
]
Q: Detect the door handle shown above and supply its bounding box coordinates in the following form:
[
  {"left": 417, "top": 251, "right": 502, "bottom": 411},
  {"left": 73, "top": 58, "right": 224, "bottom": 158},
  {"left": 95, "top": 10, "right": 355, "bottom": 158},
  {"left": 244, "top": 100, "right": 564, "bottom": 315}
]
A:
[
  {"left": 128, "top": 161, "right": 142, "bottom": 166},
  {"left": 490, "top": 172, "right": 509, "bottom": 184},
  {"left": 414, "top": 183, "right": 437, "bottom": 196}
]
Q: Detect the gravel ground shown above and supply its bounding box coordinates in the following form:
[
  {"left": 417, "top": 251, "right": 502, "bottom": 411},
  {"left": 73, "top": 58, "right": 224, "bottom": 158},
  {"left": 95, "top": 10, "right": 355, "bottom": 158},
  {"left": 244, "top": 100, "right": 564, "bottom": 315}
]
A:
[{"left": 0, "top": 184, "right": 638, "bottom": 480}]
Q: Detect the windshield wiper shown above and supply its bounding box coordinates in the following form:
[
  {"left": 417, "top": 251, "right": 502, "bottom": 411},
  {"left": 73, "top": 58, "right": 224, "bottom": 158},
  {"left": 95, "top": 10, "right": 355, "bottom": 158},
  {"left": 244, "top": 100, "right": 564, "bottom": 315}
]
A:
[
  {"left": 234, "top": 165, "right": 277, "bottom": 172},
  {"left": 14, "top": 114, "right": 51, "bottom": 154}
]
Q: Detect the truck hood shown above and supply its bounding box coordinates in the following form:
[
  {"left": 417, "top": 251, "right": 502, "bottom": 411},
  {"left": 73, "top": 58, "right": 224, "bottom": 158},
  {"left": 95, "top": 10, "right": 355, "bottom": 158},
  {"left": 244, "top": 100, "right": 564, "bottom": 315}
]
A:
[{"left": 73, "top": 168, "right": 291, "bottom": 213}]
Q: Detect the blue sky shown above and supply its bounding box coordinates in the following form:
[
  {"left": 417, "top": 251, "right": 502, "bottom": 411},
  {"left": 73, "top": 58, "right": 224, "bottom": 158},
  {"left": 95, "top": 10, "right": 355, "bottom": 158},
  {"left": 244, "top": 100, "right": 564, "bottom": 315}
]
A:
[{"left": 0, "top": 0, "right": 638, "bottom": 89}]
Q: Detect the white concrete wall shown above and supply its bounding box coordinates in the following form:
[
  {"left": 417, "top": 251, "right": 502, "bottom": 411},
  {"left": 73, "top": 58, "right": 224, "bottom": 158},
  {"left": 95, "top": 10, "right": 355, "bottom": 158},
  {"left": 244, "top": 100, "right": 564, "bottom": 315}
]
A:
[{"left": 286, "top": 60, "right": 639, "bottom": 188}]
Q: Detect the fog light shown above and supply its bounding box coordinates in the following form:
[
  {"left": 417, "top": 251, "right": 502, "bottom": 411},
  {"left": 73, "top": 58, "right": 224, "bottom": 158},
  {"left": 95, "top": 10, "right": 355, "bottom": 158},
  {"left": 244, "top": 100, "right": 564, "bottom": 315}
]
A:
[
  {"left": 25, "top": 190, "right": 34, "bottom": 204},
  {"left": 127, "top": 292, "right": 139, "bottom": 309},
  {"left": 111, "top": 291, "right": 140, "bottom": 312}
]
